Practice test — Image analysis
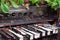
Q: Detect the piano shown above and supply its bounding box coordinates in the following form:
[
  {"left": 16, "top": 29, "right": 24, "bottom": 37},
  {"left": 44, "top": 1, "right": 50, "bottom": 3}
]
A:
[{"left": 0, "top": 6, "right": 58, "bottom": 40}]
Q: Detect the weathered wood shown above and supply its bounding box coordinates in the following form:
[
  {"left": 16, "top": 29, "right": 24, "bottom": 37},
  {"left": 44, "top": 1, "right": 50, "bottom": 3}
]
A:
[
  {"left": 58, "top": 10, "right": 60, "bottom": 20},
  {"left": 57, "top": 8, "right": 60, "bottom": 21}
]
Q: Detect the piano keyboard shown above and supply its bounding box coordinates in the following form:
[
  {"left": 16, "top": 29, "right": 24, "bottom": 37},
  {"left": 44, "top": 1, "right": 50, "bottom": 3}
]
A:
[
  {"left": 0, "top": 24, "right": 58, "bottom": 40},
  {"left": 43, "top": 24, "right": 58, "bottom": 34},
  {"left": 34, "top": 24, "right": 58, "bottom": 34}
]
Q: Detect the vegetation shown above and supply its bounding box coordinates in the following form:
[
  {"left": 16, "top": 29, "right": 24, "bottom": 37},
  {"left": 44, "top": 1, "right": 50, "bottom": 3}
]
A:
[
  {"left": 45, "top": 0, "right": 60, "bottom": 10},
  {"left": 0, "top": 0, "right": 40, "bottom": 14},
  {"left": 0, "top": 0, "right": 60, "bottom": 13}
]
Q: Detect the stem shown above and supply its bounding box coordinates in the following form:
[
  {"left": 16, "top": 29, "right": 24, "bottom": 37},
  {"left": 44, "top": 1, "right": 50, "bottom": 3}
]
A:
[{"left": 40, "top": 0, "right": 45, "bottom": 4}]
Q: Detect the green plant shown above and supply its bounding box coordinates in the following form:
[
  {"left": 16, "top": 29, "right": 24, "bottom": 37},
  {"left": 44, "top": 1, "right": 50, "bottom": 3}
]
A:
[
  {"left": 1, "top": 0, "right": 10, "bottom": 13},
  {"left": 30, "top": 0, "right": 40, "bottom": 7},
  {"left": 0, "top": 0, "right": 41, "bottom": 14},
  {"left": 45, "top": 0, "right": 60, "bottom": 10}
]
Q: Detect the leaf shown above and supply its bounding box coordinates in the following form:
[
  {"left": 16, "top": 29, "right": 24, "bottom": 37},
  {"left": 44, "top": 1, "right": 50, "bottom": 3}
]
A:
[
  {"left": 57, "top": 0, "right": 60, "bottom": 5},
  {"left": 1, "top": 0, "right": 5, "bottom": 4},
  {"left": 1, "top": 3, "right": 10, "bottom": 13},
  {"left": 0, "top": 2, "right": 1, "bottom": 10},
  {"left": 13, "top": 0, "right": 17, "bottom": 2},
  {"left": 0, "top": 0, "right": 10, "bottom": 13},
  {"left": 6, "top": 2, "right": 10, "bottom": 7},
  {"left": 18, "top": 0, "right": 24, "bottom": 5},
  {"left": 45, "top": 0, "right": 59, "bottom": 10},
  {"left": 30, "top": 0, "right": 39, "bottom": 4},
  {"left": 45, "top": 0, "right": 50, "bottom": 3},
  {"left": 9, "top": 0, "right": 19, "bottom": 8},
  {"left": 51, "top": 5, "right": 58, "bottom": 10},
  {"left": 51, "top": 1, "right": 57, "bottom": 7}
]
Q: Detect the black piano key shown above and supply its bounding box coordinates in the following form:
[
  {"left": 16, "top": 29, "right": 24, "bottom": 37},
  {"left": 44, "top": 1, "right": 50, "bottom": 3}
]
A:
[
  {"left": 21, "top": 26, "right": 40, "bottom": 39},
  {"left": 33, "top": 24, "right": 54, "bottom": 40},
  {"left": 12, "top": 27, "right": 30, "bottom": 40},
  {"left": 10, "top": 28, "right": 31, "bottom": 40},
  {"left": 27, "top": 25, "right": 42, "bottom": 35},
  {"left": 0, "top": 34, "right": 5, "bottom": 40},
  {"left": 8, "top": 29, "right": 24, "bottom": 40},
  {"left": 1, "top": 29, "right": 17, "bottom": 40},
  {"left": 27, "top": 25, "right": 46, "bottom": 37},
  {"left": 37, "top": 24, "right": 53, "bottom": 35},
  {"left": 21, "top": 29, "right": 34, "bottom": 40},
  {"left": 33, "top": 24, "right": 52, "bottom": 35},
  {"left": 14, "top": 27, "right": 34, "bottom": 40},
  {"left": 21, "top": 25, "right": 40, "bottom": 38},
  {"left": 43, "top": 24, "right": 58, "bottom": 40},
  {"left": 0, "top": 30, "right": 12, "bottom": 40},
  {"left": 43, "top": 24, "right": 58, "bottom": 34}
]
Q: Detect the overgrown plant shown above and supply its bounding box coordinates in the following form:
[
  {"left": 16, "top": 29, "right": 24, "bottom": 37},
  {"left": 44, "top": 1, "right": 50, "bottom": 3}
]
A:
[
  {"left": 45, "top": 0, "right": 60, "bottom": 10},
  {"left": 1, "top": 0, "right": 60, "bottom": 14},
  {"left": 0, "top": 0, "right": 40, "bottom": 14}
]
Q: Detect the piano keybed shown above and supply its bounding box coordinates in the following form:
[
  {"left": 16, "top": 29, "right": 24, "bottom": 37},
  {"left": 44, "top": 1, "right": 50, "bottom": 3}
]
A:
[{"left": 0, "top": 24, "right": 58, "bottom": 40}]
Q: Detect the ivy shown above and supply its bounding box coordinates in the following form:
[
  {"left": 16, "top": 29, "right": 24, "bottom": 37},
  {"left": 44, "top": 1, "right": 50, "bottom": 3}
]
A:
[
  {"left": 45, "top": 0, "right": 60, "bottom": 10},
  {"left": 30, "top": 0, "right": 39, "bottom": 4},
  {"left": 0, "top": 0, "right": 41, "bottom": 13},
  {"left": 0, "top": 0, "right": 60, "bottom": 13}
]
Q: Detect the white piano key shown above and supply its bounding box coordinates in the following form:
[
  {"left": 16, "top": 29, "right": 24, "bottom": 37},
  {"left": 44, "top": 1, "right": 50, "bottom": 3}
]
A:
[
  {"left": 44, "top": 27, "right": 55, "bottom": 34},
  {"left": 31, "top": 26, "right": 46, "bottom": 36},
  {"left": 34, "top": 24, "right": 52, "bottom": 36},
  {"left": 49, "top": 27, "right": 58, "bottom": 34},
  {"left": 43, "top": 24, "right": 58, "bottom": 34},
  {"left": 56, "top": 29, "right": 58, "bottom": 33},
  {"left": 34, "top": 24, "right": 38, "bottom": 26},
  {"left": 3, "top": 30, "right": 16, "bottom": 39},
  {"left": 20, "top": 29, "right": 34, "bottom": 40},
  {"left": 22, "top": 27, "right": 40, "bottom": 39},
  {"left": 38, "top": 26, "right": 52, "bottom": 31},
  {"left": 38, "top": 26, "right": 52, "bottom": 35},
  {"left": 43, "top": 24, "right": 58, "bottom": 29},
  {"left": 34, "top": 24, "right": 51, "bottom": 35},
  {"left": 13, "top": 27, "right": 26, "bottom": 35},
  {"left": 41, "top": 24, "right": 55, "bottom": 34},
  {"left": 8, "top": 29, "right": 23, "bottom": 40},
  {"left": 43, "top": 27, "right": 56, "bottom": 34},
  {"left": 13, "top": 28, "right": 30, "bottom": 40},
  {"left": 51, "top": 28, "right": 58, "bottom": 34}
]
